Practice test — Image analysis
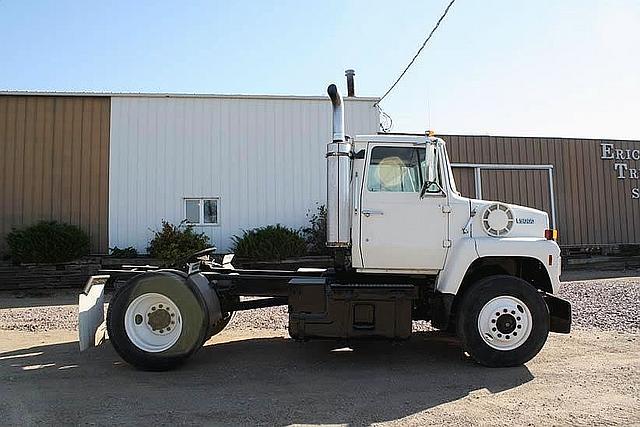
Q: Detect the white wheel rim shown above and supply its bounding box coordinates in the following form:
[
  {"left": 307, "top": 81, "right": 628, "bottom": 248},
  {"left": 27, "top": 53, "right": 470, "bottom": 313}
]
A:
[
  {"left": 477, "top": 296, "right": 532, "bottom": 351},
  {"left": 124, "top": 293, "right": 182, "bottom": 353}
]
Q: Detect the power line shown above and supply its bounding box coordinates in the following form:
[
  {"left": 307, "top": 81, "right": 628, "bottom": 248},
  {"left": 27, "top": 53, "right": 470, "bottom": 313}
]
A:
[{"left": 374, "top": 0, "right": 456, "bottom": 107}]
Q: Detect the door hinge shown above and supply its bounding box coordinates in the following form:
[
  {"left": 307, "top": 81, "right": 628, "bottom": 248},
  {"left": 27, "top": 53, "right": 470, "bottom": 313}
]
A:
[
  {"left": 442, "top": 239, "right": 452, "bottom": 248},
  {"left": 441, "top": 205, "right": 451, "bottom": 213}
]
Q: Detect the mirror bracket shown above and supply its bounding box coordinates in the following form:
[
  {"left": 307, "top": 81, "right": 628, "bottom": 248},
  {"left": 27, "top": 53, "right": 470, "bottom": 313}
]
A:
[{"left": 419, "top": 180, "right": 445, "bottom": 199}]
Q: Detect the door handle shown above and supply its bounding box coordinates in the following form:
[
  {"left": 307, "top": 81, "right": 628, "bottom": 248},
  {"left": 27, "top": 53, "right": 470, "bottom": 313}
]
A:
[{"left": 362, "top": 209, "right": 384, "bottom": 217}]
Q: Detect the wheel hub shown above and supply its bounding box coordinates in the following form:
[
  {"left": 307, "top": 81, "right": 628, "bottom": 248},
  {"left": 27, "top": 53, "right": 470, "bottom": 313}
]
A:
[
  {"left": 147, "top": 307, "right": 172, "bottom": 332},
  {"left": 124, "top": 293, "right": 182, "bottom": 352},
  {"left": 477, "top": 295, "right": 533, "bottom": 351},
  {"left": 496, "top": 313, "right": 517, "bottom": 334}
]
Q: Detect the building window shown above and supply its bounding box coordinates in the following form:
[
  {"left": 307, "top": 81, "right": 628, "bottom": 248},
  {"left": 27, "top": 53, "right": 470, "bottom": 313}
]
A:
[{"left": 184, "top": 198, "right": 219, "bottom": 225}]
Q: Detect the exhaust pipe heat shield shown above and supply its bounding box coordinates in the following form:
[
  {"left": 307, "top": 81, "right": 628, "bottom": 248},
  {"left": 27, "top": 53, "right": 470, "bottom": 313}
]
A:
[{"left": 326, "top": 84, "right": 352, "bottom": 248}]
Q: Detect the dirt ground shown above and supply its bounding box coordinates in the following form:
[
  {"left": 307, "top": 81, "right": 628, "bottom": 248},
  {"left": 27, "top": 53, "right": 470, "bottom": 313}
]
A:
[{"left": 1, "top": 277, "right": 639, "bottom": 426}]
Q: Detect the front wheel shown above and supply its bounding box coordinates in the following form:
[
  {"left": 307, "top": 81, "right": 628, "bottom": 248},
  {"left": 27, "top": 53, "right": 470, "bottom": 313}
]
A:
[{"left": 457, "top": 275, "right": 550, "bottom": 367}]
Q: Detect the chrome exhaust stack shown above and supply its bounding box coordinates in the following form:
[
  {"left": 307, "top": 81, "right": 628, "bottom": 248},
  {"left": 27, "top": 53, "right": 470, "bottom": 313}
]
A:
[{"left": 326, "top": 84, "right": 352, "bottom": 248}]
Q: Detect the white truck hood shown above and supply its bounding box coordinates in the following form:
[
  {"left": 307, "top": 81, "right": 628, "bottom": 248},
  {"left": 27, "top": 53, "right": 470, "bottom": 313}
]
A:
[{"left": 469, "top": 199, "right": 549, "bottom": 239}]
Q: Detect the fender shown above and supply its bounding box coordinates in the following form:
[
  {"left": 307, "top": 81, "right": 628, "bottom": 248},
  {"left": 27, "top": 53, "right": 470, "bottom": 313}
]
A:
[
  {"left": 185, "top": 271, "right": 223, "bottom": 337},
  {"left": 155, "top": 269, "right": 224, "bottom": 333},
  {"left": 436, "top": 237, "right": 561, "bottom": 295},
  {"left": 435, "top": 237, "right": 479, "bottom": 295},
  {"left": 474, "top": 237, "right": 561, "bottom": 293}
]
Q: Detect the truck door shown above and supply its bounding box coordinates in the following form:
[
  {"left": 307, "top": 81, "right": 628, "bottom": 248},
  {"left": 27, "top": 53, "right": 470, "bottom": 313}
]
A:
[{"left": 359, "top": 143, "right": 449, "bottom": 271}]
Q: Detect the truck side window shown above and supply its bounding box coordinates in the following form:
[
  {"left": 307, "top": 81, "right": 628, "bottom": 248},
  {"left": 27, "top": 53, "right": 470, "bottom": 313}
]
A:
[{"left": 367, "top": 147, "right": 422, "bottom": 192}]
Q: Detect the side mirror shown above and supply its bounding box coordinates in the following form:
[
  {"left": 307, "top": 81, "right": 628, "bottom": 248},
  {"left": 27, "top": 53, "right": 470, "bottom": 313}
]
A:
[{"left": 419, "top": 180, "right": 445, "bottom": 199}]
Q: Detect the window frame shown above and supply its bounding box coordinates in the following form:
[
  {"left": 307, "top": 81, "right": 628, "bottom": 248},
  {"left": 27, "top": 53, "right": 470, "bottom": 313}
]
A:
[{"left": 183, "top": 197, "right": 220, "bottom": 226}]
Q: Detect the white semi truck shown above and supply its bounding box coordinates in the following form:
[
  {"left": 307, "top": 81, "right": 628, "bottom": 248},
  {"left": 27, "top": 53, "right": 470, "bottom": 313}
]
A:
[{"left": 79, "top": 84, "right": 571, "bottom": 371}]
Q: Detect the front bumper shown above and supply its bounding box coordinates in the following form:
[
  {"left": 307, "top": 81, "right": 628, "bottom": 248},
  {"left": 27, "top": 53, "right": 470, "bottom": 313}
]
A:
[{"left": 543, "top": 293, "right": 572, "bottom": 333}]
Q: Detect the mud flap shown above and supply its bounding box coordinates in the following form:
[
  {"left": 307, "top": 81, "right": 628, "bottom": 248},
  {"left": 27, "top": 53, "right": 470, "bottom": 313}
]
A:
[
  {"left": 79, "top": 275, "right": 110, "bottom": 351},
  {"left": 543, "top": 293, "right": 572, "bottom": 333}
]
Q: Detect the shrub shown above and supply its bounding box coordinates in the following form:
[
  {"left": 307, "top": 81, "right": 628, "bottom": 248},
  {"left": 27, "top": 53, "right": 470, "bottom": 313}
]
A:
[
  {"left": 6, "top": 221, "right": 90, "bottom": 264},
  {"left": 302, "top": 203, "right": 329, "bottom": 255},
  {"left": 231, "top": 224, "right": 307, "bottom": 261},
  {"left": 109, "top": 246, "right": 139, "bottom": 258},
  {"left": 147, "top": 220, "right": 211, "bottom": 265}
]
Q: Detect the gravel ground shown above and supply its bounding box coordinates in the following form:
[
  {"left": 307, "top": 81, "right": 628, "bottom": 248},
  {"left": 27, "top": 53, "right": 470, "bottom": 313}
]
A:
[
  {"left": 1, "top": 274, "right": 639, "bottom": 426},
  {"left": 559, "top": 278, "right": 640, "bottom": 332},
  {"left": 0, "top": 275, "right": 639, "bottom": 333}
]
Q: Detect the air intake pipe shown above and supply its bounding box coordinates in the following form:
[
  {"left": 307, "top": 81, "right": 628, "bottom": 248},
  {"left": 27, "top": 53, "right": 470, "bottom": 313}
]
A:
[{"left": 326, "top": 84, "right": 352, "bottom": 248}]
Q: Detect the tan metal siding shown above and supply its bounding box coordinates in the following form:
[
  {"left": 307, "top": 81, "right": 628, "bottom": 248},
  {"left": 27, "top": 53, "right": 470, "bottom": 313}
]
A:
[
  {"left": 445, "top": 134, "right": 640, "bottom": 247},
  {"left": 0, "top": 96, "right": 110, "bottom": 253}
]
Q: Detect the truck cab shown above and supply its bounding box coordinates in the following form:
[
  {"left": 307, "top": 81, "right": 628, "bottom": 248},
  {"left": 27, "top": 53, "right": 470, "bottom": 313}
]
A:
[
  {"left": 321, "top": 84, "right": 569, "bottom": 364},
  {"left": 345, "top": 134, "right": 561, "bottom": 292}
]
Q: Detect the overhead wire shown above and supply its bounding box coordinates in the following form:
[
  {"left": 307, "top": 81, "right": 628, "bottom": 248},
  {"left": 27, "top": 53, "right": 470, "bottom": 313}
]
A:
[{"left": 374, "top": 0, "right": 456, "bottom": 114}]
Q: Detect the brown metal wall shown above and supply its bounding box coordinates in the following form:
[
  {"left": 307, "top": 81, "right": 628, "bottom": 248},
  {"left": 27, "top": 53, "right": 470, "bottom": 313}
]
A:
[
  {"left": 0, "top": 96, "right": 110, "bottom": 253},
  {"left": 445, "top": 135, "right": 640, "bottom": 247}
]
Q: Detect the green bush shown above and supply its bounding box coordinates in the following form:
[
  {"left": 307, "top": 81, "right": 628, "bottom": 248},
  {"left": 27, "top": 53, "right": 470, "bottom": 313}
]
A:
[
  {"left": 147, "top": 220, "right": 210, "bottom": 265},
  {"left": 109, "top": 246, "right": 139, "bottom": 258},
  {"left": 302, "top": 203, "right": 329, "bottom": 255},
  {"left": 6, "top": 221, "right": 90, "bottom": 264},
  {"left": 231, "top": 224, "right": 307, "bottom": 261}
]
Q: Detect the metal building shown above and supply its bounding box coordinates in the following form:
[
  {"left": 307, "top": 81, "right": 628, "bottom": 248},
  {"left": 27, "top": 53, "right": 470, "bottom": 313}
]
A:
[
  {"left": 0, "top": 92, "right": 379, "bottom": 253},
  {"left": 1, "top": 91, "right": 639, "bottom": 254},
  {"left": 108, "top": 94, "right": 379, "bottom": 251},
  {"left": 0, "top": 95, "right": 110, "bottom": 252},
  {"left": 446, "top": 135, "right": 640, "bottom": 248}
]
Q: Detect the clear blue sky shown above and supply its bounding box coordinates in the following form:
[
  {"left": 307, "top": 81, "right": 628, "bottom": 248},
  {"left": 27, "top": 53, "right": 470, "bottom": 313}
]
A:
[{"left": 1, "top": 1, "right": 638, "bottom": 139}]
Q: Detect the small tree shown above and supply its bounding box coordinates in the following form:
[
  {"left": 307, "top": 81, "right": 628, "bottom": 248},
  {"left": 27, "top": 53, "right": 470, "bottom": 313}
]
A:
[
  {"left": 302, "top": 203, "right": 329, "bottom": 255},
  {"left": 147, "top": 220, "right": 210, "bottom": 265},
  {"left": 6, "top": 221, "right": 90, "bottom": 264},
  {"left": 231, "top": 224, "right": 307, "bottom": 261},
  {"left": 109, "top": 246, "right": 139, "bottom": 258}
]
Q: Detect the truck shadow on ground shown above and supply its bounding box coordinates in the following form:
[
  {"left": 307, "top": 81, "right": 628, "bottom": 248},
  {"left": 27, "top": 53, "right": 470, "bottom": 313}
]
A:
[{"left": 0, "top": 331, "right": 533, "bottom": 425}]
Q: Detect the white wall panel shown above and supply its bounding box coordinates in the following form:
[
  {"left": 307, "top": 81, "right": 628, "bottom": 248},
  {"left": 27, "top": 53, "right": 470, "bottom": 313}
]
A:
[{"left": 109, "top": 96, "right": 379, "bottom": 252}]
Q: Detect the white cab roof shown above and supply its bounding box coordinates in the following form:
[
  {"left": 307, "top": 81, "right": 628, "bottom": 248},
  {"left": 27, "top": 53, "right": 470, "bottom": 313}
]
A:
[{"left": 352, "top": 134, "right": 443, "bottom": 144}]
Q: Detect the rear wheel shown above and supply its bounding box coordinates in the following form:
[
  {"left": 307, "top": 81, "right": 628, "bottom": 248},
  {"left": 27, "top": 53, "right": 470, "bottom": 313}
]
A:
[
  {"left": 107, "top": 271, "right": 210, "bottom": 371},
  {"left": 457, "top": 275, "right": 549, "bottom": 367}
]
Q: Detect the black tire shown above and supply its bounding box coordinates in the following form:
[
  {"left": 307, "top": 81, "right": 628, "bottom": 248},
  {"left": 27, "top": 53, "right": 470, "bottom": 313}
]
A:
[
  {"left": 107, "top": 270, "right": 210, "bottom": 371},
  {"left": 457, "top": 275, "right": 550, "bottom": 367}
]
